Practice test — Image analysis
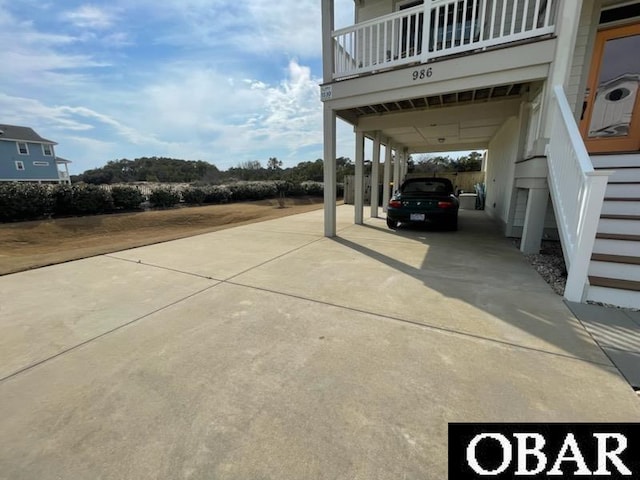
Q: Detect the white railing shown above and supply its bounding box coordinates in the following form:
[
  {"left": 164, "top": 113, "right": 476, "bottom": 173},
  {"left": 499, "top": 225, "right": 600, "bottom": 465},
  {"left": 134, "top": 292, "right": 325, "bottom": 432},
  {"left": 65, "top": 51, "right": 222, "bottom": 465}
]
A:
[
  {"left": 332, "top": 0, "right": 558, "bottom": 79},
  {"left": 546, "top": 85, "right": 612, "bottom": 302}
]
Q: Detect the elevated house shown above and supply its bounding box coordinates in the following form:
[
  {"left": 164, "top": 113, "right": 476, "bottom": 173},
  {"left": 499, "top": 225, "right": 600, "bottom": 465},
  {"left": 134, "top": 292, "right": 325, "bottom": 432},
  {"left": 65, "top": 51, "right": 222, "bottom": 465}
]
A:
[
  {"left": 321, "top": 0, "right": 640, "bottom": 309},
  {"left": 0, "top": 124, "right": 71, "bottom": 184}
]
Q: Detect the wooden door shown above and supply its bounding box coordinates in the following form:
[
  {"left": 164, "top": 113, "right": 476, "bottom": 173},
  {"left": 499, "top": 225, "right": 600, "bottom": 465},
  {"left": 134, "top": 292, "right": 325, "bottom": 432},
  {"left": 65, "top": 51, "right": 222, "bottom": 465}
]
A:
[{"left": 580, "top": 22, "right": 640, "bottom": 153}]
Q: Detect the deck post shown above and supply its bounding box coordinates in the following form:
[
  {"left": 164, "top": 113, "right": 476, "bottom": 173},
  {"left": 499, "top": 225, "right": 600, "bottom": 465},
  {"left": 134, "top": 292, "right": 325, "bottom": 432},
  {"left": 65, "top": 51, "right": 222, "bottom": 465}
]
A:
[
  {"left": 355, "top": 130, "right": 365, "bottom": 225},
  {"left": 393, "top": 149, "right": 401, "bottom": 194},
  {"left": 323, "top": 105, "right": 337, "bottom": 237},
  {"left": 322, "top": 0, "right": 336, "bottom": 237},
  {"left": 382, "top": 141, "right": 392, "bottom": 212},
  {"left": 520, "top": 187, "right": 549, "bottom": 254},
  {"left": 370, "top": 132, "right": 381, "bottom": 218}
]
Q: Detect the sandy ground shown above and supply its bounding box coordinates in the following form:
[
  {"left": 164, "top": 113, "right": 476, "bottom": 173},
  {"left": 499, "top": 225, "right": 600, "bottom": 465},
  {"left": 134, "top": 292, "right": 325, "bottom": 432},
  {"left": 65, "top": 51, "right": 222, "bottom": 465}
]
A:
[{"left": 0, "top": 197, "right": 325, "bottom": 275}]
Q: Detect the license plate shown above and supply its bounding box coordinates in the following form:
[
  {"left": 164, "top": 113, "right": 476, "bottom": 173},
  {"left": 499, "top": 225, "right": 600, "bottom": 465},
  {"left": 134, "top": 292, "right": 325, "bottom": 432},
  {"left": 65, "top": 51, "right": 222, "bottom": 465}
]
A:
[{"left": 410, "top": 213, "right": 425, "bottom": 221}]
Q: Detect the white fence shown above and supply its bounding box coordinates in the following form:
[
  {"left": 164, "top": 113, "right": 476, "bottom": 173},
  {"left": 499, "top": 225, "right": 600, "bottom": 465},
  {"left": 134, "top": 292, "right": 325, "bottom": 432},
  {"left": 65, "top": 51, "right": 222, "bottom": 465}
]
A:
[
  {"left": 332, "top": 0, "right": 557, "bottom": 79},
  {"left": 546, "top": 85, "right": 612, "bottom": 302}
]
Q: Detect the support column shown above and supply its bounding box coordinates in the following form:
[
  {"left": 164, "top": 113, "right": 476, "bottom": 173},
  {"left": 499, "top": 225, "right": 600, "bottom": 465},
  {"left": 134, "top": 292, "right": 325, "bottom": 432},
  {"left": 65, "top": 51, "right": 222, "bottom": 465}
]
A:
[
  {"left": 370, "top": 132, "right": 381, "bottom": 218},
  {"left": 321, "top": 0, "right": 335, "bottom": 237},
  {"left": 520, "top": 187, "right": 549, "bottom": 254},
  {"left": 323, "top": 105, "right": 337, "bottom": 237},
  {"left": 382, "top": 142, "right": 392, "bottom": 212},
  {"left": 355, "top": 130, "right": 365, "bottom": 225},
  {"left": 393, "top": 149, "right": 401, "bottom": 194}
]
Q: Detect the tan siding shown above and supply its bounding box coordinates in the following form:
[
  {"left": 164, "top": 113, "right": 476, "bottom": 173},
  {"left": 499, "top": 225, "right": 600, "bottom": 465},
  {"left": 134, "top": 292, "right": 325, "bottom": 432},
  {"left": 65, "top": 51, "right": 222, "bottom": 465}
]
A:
[
  {"left": 357, "top": 0, "right": 393, "bottom": 23},
  {"left": 513, "top": 188, "right": 528, "bottom": 227}
]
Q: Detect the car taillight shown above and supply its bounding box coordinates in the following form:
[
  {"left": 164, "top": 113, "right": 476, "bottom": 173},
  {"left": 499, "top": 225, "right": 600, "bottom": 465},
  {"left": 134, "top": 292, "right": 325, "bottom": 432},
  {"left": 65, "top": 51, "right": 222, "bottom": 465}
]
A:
[
  {"left": 389, "top": 200, "right": 402, "bottom": 208},
  {"left": 438, "top": 201, "right": 455, "bottom": 209}
]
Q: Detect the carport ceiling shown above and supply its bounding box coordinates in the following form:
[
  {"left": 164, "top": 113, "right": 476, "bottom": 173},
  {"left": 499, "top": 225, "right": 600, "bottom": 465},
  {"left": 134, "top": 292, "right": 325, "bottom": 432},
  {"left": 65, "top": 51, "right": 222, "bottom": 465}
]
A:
[{"left": 340, "top": 83, "right": 527, "bottom": 153}]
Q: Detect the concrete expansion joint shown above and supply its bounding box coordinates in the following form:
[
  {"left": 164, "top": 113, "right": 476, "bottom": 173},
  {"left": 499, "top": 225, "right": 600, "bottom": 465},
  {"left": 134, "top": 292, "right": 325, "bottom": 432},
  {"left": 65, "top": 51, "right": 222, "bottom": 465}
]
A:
[
  {"left": 223, "top": 279, "right": 616, "bottom": 371},
  {"left": 0, "top": 282, "right": 220, "bottom": 385}
]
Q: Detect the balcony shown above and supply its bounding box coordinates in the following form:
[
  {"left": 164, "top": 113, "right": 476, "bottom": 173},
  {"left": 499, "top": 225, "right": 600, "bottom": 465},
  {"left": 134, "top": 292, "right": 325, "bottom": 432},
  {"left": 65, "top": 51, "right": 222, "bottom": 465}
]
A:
[{"left": 332, "top": 0, "right": 558, "bottom": 80}]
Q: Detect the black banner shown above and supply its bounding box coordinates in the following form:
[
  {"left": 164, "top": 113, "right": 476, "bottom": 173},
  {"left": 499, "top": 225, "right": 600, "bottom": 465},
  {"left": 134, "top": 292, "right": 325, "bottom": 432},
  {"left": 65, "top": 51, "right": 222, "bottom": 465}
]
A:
[{"left": 449, "top": 423, "right": 640, "bottom": 479}]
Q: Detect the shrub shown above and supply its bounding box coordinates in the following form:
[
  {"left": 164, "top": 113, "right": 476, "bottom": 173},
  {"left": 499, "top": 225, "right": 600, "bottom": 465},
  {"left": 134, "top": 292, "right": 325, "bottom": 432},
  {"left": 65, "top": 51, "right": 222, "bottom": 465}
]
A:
[
  {"left": 228, "top": 182, "right": 277, "bottom": 201},
  {"left": 203, "top": 186, "right": 232, "bottom": 204},
  {"left": 65, "top": 184, "right": 114, "bottom": 215},
  {"left": 52, "top": 185, "right": 75, "bottom": 216},
  {"left": 0, "top": 183, "right": 53, "bottom": 222},
  {"left": 182, "top": 187, "right": 207, "bottom": 205},
  {"left": 301, "top": 181, "right": 324, "bottom": 196},
  {"left": 111, "top": 186, "right": 145, "bottom": 210},
  {"left": 149, "top": 188, "right": 181, "bottom": 208}
]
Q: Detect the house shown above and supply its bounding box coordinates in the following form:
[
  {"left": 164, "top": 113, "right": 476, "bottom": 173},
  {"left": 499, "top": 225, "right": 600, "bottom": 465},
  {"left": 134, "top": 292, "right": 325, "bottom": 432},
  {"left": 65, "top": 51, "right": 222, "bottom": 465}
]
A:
[
  {"left": 0, "top": 124, "right": 71, "bottom": 184},
  {"left": 320, "top": 0, "right": 640, "bottom": 309}
]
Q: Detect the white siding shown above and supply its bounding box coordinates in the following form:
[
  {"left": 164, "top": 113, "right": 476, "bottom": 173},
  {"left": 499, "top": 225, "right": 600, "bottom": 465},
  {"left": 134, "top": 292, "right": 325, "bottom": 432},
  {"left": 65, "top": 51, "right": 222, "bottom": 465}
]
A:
[
  {"left": 485, "top": 116, "right": 520, "bottom": 227},
  {"left": 566, "top": 0, "right": 598, "bottom": 116}
]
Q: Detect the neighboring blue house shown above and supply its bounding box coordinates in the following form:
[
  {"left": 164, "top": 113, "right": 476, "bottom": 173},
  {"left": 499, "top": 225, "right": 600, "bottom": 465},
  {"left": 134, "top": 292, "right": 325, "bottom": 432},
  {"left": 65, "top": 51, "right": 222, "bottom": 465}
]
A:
[{"left": 0, "top": 124, "right": 71, "bottom": 183}]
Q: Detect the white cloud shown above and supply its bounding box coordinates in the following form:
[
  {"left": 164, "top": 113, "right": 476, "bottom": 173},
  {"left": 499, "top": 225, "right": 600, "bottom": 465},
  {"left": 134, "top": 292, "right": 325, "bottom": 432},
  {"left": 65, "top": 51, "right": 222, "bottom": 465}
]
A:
[
  {"left": 62, "top": 5, "right": 116, "bottom": 30},
  {"left": 0, "top": 0, "right": 361, "bottom": 172}
]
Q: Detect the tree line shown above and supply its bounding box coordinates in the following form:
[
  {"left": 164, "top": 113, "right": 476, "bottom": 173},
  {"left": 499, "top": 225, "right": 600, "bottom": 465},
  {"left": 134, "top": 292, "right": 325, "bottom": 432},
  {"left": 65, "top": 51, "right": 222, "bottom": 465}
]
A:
[
  {"left": 74, "top": 156, "right": 357, "bottom": 185},
  {"left": 73, "top": 152, "right": 484, "bottom": 185}
]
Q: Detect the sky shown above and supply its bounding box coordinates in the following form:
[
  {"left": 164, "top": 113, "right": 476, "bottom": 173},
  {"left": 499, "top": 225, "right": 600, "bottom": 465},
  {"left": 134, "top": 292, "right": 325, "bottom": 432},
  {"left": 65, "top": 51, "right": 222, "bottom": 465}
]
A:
[{"left": 0, "top": 0, "right": 359, "bottom": 174}]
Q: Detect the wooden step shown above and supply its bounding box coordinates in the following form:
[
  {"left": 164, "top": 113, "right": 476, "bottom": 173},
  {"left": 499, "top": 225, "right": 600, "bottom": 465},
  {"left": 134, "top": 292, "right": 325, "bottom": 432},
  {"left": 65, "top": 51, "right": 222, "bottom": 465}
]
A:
[
  {"left": 591, "top": 154, "right": 640, "bottom": 168},
  {"left": 604, "top": 197, "right": 640, "bottom": 201},
  {"left": 589, "top": 276, "right": 640, "bottom": 292},
  {"left": 602, "top": 199, "right": 640, "bottom": 216},
  {"left": 606, "top": 184, "right": 640, "bottom": 197},
  {"left": 598, "top": 216, "right": 640, "bottom": 236},
  {"left": 600, "top": 214, "right": 640, "bottom": 221},
  {"left": 596, "top": 232, "right": 640, "bottom": 242},
  {"left": 591, "top": 253, "right": 640, "bottom": 265}
]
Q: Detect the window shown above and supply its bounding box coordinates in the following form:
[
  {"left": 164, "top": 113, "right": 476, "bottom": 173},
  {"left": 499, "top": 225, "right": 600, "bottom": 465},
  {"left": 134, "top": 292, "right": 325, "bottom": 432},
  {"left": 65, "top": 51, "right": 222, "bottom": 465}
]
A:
[
  {"left": 15, "top": 161, "right": 25, "bottom": 171},
  {"left": 33, "top": 161, "right": 50, "bottom": 167},
  {"left": 42, "top": 144, "right": 53, "bottom": 156},
  {"left": 17, "top": 142, "right": 29, "bottom": 155}
]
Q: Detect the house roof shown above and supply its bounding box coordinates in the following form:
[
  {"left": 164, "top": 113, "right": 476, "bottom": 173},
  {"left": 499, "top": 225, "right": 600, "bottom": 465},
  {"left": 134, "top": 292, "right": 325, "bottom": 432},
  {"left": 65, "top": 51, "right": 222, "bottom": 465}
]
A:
[
  {"left": 0, "top": 124, "right": 57, "bottom": 145},
  {"left": 55, "top": 156, "right": 72, "bottom": 164}
]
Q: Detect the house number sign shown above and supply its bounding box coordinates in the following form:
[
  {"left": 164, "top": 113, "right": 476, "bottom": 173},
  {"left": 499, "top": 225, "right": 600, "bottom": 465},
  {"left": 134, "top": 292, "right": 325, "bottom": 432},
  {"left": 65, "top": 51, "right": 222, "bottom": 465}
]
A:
[{"left": 412, "top": 67, "right": 433, "bottom": 81}]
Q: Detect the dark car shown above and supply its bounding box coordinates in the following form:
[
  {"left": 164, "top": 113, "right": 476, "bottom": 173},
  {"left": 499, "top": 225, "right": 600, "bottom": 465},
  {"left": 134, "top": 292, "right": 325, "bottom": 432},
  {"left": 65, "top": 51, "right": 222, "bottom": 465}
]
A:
[{"left": 386, "top": 177, "right": 459, "bottom": 230}]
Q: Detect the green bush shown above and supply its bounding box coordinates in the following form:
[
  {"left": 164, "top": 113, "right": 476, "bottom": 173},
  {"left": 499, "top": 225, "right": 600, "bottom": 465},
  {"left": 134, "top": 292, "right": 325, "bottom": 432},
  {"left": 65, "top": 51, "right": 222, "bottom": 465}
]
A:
[
  {"left": 149, "top": 188, "right": 181, "bottom": 208},
  {"left": 228, "top": 182, "right": 277, "bottom": 201},
  {"left": 111, "top": 186, "right": 145, "bottom": 210},
  {"left": 203, "top": 186, "right": 232, "bottom": 204},
  {"left": 182, "top": 187, "right": 207, "bottom": 205},
  {"left": 301, "top": 181, "right": 324, "bottom": 196},
  {"left": 52, "top": 185, "right": 75, "bottom": 216},
  {"left": 58, "top": 184, "right": 114, "bottom": 215},
  {"left": 0, "top": 183, "right": 53, "bottom": 221}
]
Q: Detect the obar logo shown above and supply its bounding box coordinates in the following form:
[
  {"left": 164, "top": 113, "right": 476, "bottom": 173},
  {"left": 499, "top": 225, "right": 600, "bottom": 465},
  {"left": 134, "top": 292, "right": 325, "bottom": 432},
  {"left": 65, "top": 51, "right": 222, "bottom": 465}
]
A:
[{"left": 449, "top": 423, "right": 640, "bottom": 479}]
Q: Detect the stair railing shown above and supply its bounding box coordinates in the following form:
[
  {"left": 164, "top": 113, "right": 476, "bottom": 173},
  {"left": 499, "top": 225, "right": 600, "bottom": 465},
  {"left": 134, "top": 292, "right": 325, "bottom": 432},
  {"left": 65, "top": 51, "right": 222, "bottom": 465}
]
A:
[{"left": 546, "top": 85, "right": 612, "bottom": 302}]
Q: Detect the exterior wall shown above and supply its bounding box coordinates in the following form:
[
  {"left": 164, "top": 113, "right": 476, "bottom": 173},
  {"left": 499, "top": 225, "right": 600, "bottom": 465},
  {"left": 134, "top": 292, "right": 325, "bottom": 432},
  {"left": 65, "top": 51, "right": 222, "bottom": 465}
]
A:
[
  {"left": 511, "top": 189, "right": 559, "bottom": 239},
  {"left": 566, "top": 0, "right": 599, "bottom": 117},
  {"left": 485, "top": 116, "right": 520, "bottom": 228},
  {"left": 0, "top": 140, "right": 59, "bottom": 181},
  {"left": 356, "top": 0, "right": 393, "bottom": 23}
]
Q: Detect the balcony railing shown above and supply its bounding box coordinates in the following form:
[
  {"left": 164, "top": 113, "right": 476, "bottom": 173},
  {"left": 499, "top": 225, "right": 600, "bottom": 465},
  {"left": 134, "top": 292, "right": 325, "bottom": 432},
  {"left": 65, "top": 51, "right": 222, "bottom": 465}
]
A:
[{"left": 332, "top": 0, "right": 558, "bottom": 80}]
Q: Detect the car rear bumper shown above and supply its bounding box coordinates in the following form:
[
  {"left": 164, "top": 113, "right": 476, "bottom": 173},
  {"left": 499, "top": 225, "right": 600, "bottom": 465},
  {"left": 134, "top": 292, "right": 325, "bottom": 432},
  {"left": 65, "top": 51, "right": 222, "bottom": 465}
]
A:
[{"left": 387, "top": 208, "right": 457, "bottom": 224}]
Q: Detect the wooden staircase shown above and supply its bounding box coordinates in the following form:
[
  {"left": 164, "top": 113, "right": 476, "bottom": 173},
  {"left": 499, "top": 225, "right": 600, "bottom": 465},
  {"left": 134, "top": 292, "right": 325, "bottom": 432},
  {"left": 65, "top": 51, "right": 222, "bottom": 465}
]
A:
[{"left": 588, "top": 154, "right": 640, "bottom": 308}]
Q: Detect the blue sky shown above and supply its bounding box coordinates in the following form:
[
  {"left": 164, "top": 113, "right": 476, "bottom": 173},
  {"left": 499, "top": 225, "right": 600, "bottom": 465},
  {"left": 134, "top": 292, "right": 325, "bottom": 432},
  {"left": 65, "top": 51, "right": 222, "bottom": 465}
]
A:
[{"left": 0, "top": 0, "right": 356, "bottom": 174}]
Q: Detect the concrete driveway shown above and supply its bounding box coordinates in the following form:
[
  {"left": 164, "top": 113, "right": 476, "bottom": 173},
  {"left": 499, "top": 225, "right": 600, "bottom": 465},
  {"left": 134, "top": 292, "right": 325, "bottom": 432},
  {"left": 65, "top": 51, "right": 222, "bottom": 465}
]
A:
[{"left": 1, "top": 205, "right": 639, "bottom": 479}]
